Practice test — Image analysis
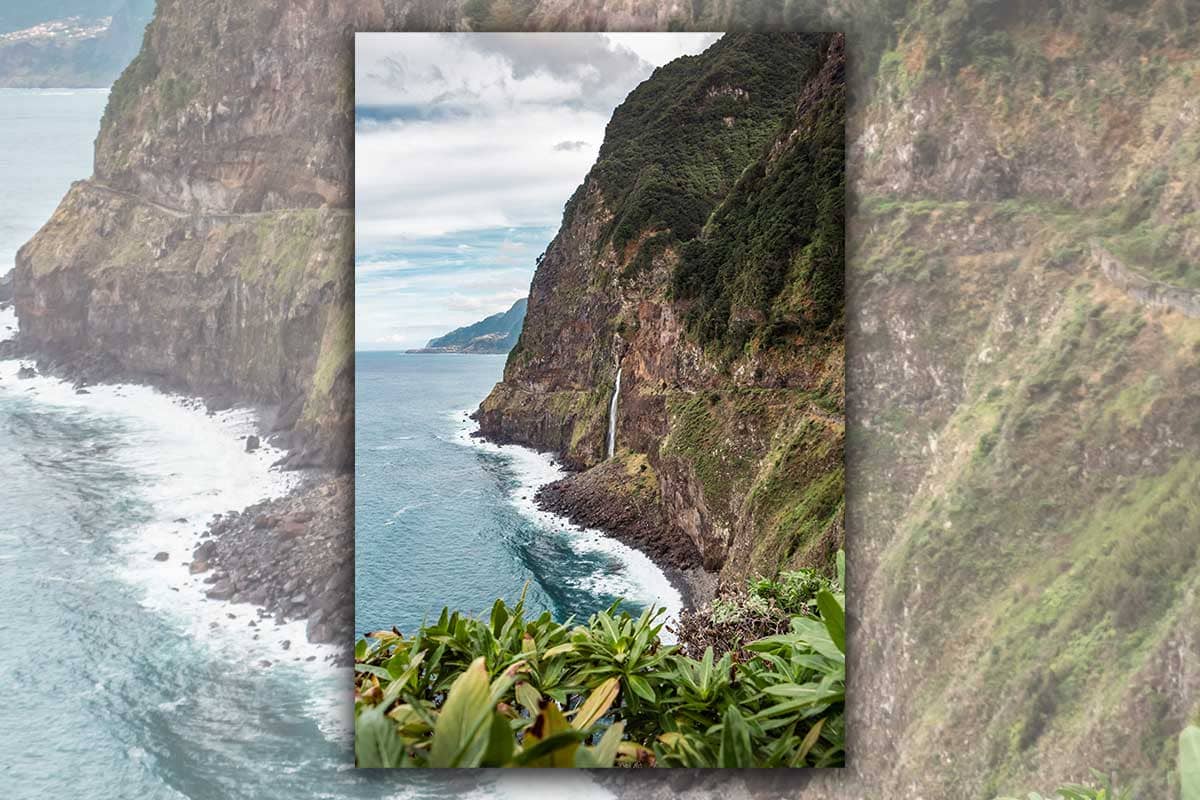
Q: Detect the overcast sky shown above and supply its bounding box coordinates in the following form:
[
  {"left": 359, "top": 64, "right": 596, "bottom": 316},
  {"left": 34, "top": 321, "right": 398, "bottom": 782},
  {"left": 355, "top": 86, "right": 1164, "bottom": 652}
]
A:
[{"left": 354, "top": 32, "right": 723, "bottom": 351}]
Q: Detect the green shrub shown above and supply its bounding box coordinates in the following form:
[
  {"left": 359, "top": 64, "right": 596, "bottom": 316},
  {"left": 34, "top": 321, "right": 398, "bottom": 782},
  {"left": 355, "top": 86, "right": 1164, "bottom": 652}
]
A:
[{"left": 354, "top": 576, "right": 846, "bottom": 768}]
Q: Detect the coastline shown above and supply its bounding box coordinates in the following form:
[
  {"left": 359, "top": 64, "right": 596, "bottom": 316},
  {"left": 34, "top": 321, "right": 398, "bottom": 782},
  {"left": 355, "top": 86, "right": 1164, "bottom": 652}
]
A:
[
  {"left": 533, "top": 461, "right": 719, "bottom": 611},
  {"left": 454, "top": 408, "right": 696, "bottom": 626},
  {"left": 0, "top": 304, "right": 348, "bottom": 663}
]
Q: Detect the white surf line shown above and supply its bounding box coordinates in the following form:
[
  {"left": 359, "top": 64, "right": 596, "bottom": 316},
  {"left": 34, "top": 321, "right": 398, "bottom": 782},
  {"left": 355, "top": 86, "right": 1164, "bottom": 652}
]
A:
[
  {"left": 449, "top": 409, "right": 683, "bottom": 639},
  {"left": 0, "top": 307, "right": 351, "bottom": 741},
  {"left": 0, "top": 305, "right": 15, "bottom": 341}
]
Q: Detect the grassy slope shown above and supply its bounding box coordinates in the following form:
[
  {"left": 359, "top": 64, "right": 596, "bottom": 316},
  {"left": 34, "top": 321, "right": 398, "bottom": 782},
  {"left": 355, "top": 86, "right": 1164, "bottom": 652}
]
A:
[{"left": 846, "top": 3, "right": 1200, "bottom": 793}]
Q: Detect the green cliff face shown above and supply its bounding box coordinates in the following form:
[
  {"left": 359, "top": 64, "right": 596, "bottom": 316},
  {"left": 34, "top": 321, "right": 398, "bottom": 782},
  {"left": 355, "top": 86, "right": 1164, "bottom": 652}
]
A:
[
  {"left": 462, "top": 1, "right": 1200, "bottom": 797},
  {"left": 843, "top": 3, "right": 1200, "bottom": 796},
  {"left": 477, "top": 33, "right": 846, "bottom": 586},
  {"left": 10, "top": 0, "right": 459, "bottom": 467}
]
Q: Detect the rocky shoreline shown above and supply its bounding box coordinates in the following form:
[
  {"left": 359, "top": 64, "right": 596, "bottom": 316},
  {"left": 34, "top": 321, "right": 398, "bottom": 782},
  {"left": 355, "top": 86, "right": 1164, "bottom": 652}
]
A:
[
  {"left": 0, "top": 330, "right": 329, "bottom": 471},
  {"left": 189, "top": 474, "right": 353, "bottom": 662},
  {"left": 532, "top": 458, "right": 718, "bottom": 610},
  {"left": 0, "top": 327, "right": 353, "bottom": 660}
]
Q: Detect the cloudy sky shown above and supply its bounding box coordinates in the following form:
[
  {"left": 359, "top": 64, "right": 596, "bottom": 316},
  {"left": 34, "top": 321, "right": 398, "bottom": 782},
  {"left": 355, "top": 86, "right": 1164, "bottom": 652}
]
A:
[{"left": 354, "top": 32, "right": 722, "bottom": 351}]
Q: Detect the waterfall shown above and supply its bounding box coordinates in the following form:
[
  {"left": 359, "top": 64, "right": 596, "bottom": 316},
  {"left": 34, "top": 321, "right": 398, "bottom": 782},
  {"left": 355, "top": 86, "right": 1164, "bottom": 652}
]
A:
[{"left": 606, "top": 367, "right": 622, "bottom": 459}]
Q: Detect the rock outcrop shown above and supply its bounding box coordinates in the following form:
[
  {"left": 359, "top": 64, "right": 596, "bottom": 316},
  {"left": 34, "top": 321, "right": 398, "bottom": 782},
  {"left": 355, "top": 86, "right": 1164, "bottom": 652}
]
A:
[
  {"left": 476, "top": 33, "right": 846, "bottom": 586},
  {"left": 10, "top": 0, "right": 461, "bottom": 468},
  {"left": 198, "top": 475, "right": 353, "bottom": 652}
]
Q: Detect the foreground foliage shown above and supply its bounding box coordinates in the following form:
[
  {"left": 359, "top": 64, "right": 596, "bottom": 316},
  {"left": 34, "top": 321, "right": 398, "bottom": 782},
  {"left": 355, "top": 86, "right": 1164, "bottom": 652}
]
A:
[{"left": 354, "top": 583, "right": 845, "bottom": 768}]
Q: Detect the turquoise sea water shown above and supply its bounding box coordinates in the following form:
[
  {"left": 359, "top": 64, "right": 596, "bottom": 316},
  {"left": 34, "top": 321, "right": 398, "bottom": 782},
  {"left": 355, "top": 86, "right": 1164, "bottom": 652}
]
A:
[{"left": 354, "top": 352, "right": 681, "bottom": 637}]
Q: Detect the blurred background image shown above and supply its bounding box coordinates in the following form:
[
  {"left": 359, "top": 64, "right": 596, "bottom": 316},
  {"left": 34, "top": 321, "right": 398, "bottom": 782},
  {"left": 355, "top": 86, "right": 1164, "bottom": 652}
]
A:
[{"left": 0, "top": 1, "right": 1197, "bottom": 799}]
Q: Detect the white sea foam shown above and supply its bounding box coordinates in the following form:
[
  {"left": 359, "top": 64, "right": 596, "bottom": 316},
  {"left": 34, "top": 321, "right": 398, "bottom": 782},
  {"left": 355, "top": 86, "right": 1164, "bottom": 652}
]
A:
[
  {"left": 0, "top": 334, "right": 352, "bottom": 741},
  {"left": 0, "top": 304, "right": 16, "bottom": 342},
  {"left": 450, "top": 409, "right": 683, "bottom": 637}
]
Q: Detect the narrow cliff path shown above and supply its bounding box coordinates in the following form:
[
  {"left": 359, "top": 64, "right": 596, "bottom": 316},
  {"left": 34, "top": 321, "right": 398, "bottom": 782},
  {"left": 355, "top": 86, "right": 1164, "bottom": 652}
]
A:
[
  {"left": 1089, "top": 239, "right": 1200, "bottom": 320},
  {"left": 84, "top": 180, "right": 350, "bottom": 222}
]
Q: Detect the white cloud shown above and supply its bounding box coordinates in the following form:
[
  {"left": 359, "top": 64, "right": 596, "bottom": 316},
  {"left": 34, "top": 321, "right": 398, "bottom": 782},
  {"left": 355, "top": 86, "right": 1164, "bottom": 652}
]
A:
[{"left": 354, "top": 32, "right": 724, "bottom": 349}]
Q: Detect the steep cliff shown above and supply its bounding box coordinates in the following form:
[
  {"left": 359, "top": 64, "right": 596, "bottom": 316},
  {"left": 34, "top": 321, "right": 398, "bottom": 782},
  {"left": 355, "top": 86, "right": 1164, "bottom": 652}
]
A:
[
  {"left": 477, "top": 32, "right": 845, "bottom": 585},
  {"left": 839, "top": 3, "right": 1200, "bottom": 796},
  {"left": 460, "top": 0, "right": 1200, "bottom": 797},
  {"left": 10, "top": 0, "right": 459, "bottom": 467}
]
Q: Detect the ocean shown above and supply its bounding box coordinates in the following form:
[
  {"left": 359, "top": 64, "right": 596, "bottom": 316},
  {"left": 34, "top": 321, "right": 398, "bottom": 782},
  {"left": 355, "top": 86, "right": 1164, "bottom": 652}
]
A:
[
  {"left": 354, "top": 351, "right": 681, "bottom": 636},
  {"left": 0, "top": 89, "right": 614, "bottom": 797}
]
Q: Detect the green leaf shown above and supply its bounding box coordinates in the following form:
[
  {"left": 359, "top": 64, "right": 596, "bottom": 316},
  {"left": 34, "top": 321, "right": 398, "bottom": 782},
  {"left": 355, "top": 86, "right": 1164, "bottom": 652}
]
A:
[
  {"left": 512, "top": 729, "right": 590, "bottom": 767},
  {"left": 626, "top": 674, "right": 656, "bottom": 703},
  {"left": 542, "top": 643, "right": 575, "bottom": 659},
  {"left": 355, "top": 705, "right": 407, "bottom": 767},
  {"left": 481, "top": 711, "right": 514, "bottom": 767},
  {"left": 572, "top": 677, "right": 620, "bottom": 730},
  {"left": 520, "top": 700, "right": 581, "bottom": 767},
  {"left": 1182, "top": 725, "right": 1200, "bottom": 800},
  {"left": 718, "top": 705, "right": 753, "bottom": 768},
  {"left": 354, "top": 664, "right": 393, "bottom": 680},
  {"left": 593, "top": 720, "right": 625, "bottom": 766},
  {"left": 489, "top": 598, "right": 509, "bottom": 636},
  {"left": 792, "top": 717, "right": 825, "bottom": 767},
  {"left": 699, "top": 646, "right": 714, "bottom": 693},
  {"left": 514, "top": 681, "right": 542, "bottom": 716},
  {"left": 429, "top": 657, "right": 492, "bottom": 767},
  {"left": 816, "top": 590, "right": 846, "bottom": 654}
]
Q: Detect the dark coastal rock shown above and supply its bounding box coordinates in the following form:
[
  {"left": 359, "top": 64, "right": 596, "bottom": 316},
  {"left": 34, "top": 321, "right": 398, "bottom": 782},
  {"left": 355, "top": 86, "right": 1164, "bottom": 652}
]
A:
[
  {"left": 189, "top": 560, "right": 209, "bottom": 574},
  {"left": 17, "top": 365, "right": 36, "bottom": 379},
  {"left": 277, "top": 519, "right": 306, "bottom": 538},
  {"left": 200, "top": 475, "right": 353, "bottom": 659},
  {"left": 535, "top": 457, "right": 706, "bottom": 581},
  {"left": 154, "top": 551, "right": 170, "bottom": 562},
  {"left": 245, "top": 435, "right": 260, "bottom": 452},
  {"left": 206, "top": 581, "right": 236, "bottom": 601}
]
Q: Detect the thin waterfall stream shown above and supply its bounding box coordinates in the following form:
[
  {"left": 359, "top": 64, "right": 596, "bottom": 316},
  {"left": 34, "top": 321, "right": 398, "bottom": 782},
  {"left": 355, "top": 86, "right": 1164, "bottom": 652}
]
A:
[{"left": 607, "top": 367, "right": 622, "bottom": 459}]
